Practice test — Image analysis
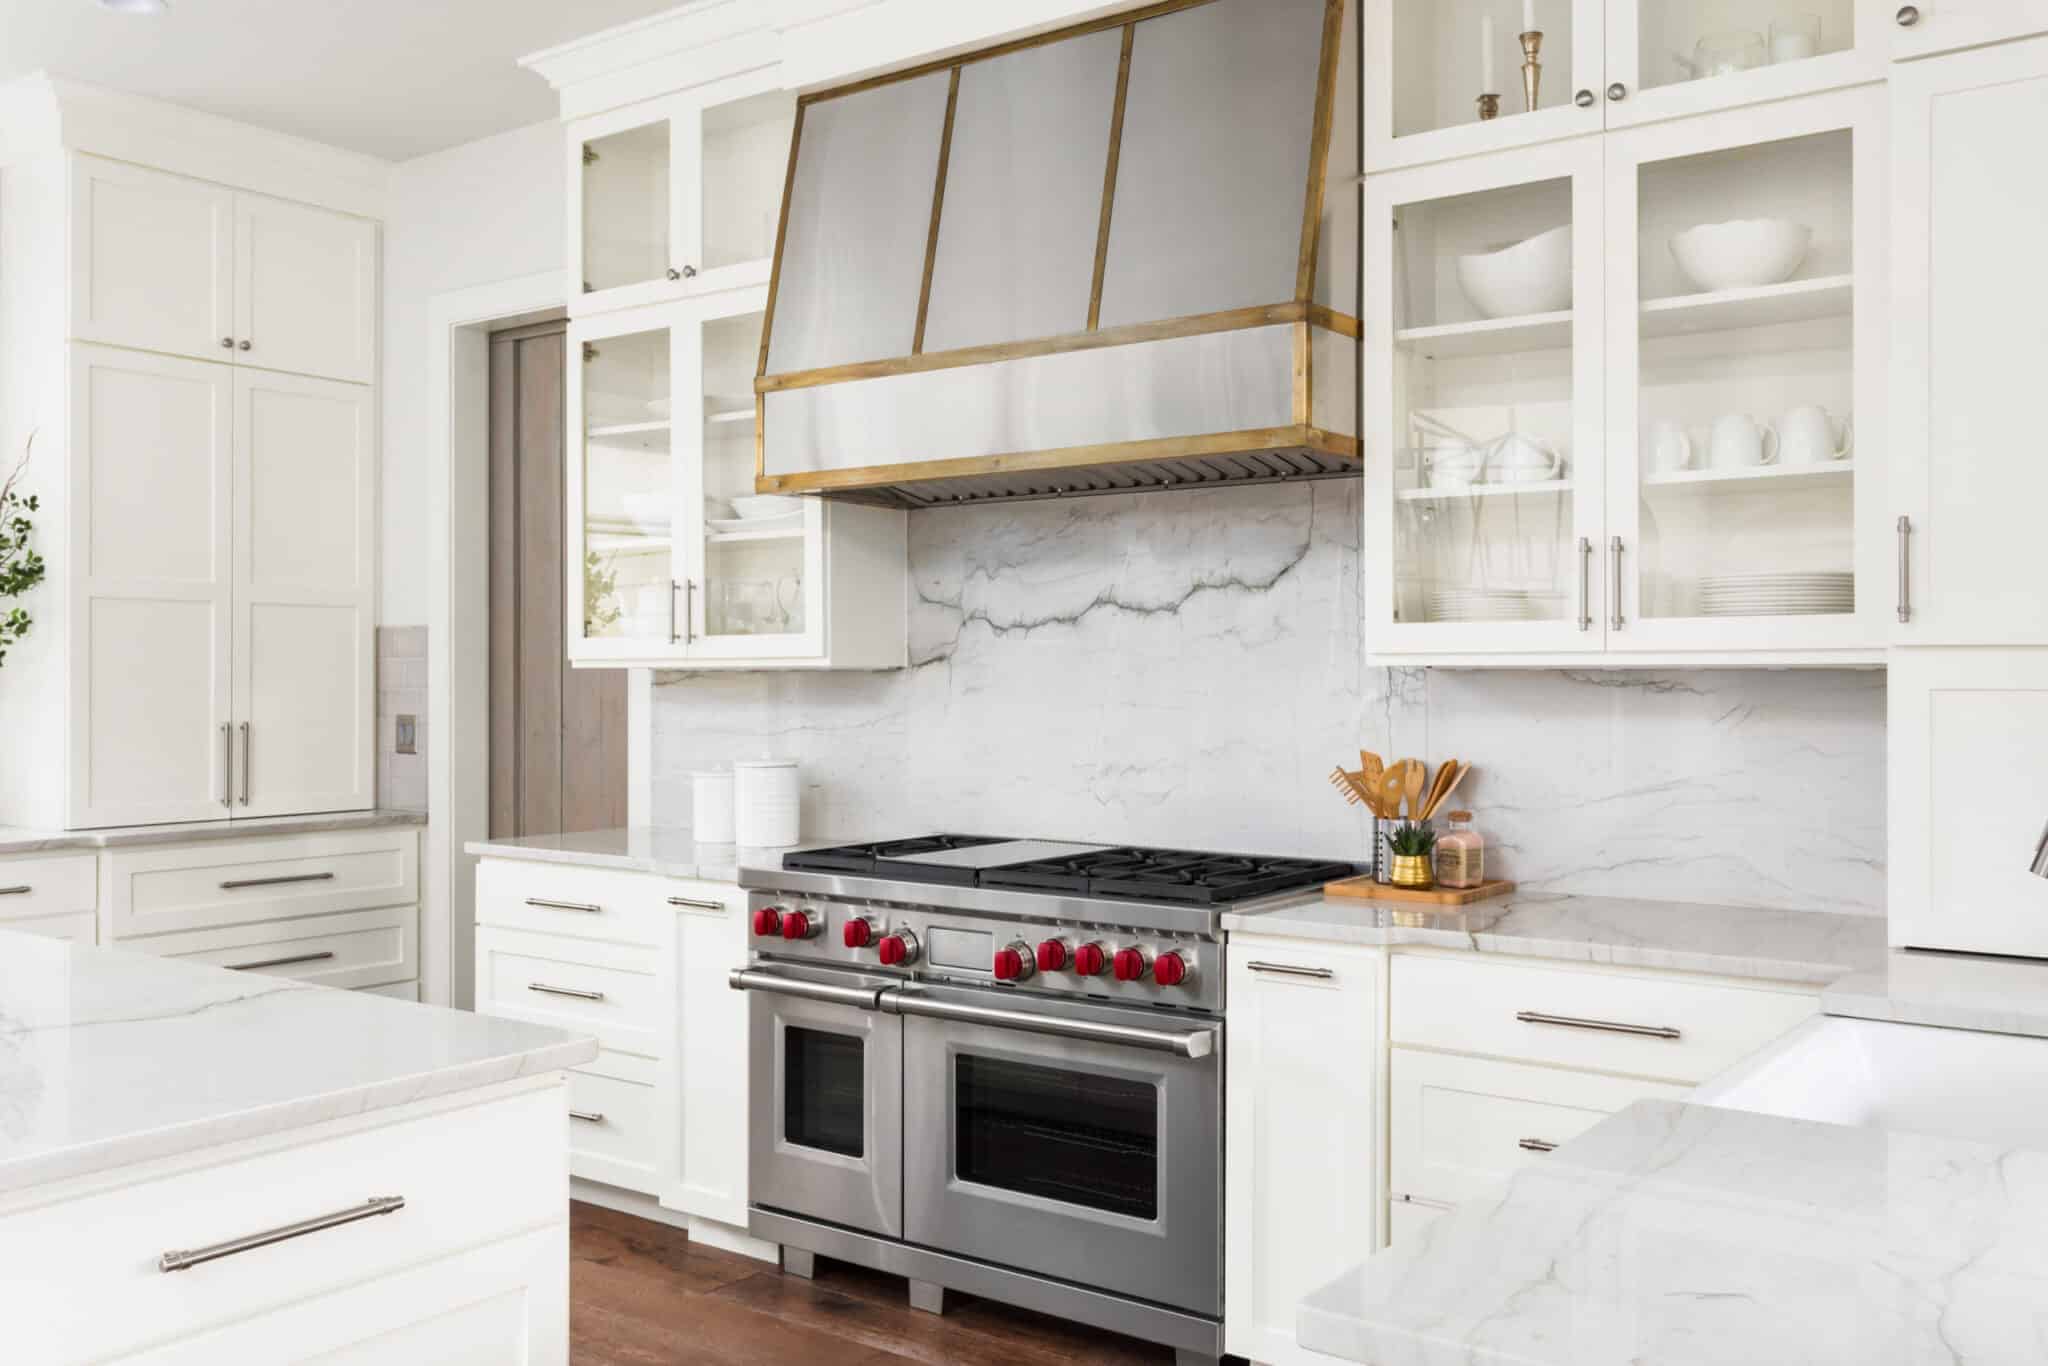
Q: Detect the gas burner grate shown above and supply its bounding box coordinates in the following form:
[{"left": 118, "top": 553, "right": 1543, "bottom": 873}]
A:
[
  {"left": 983, "top": 848, "right": 1354, "bottom": 905},
  {"left": 783, "top": 834, "right": 1012, "bottom": 876}
]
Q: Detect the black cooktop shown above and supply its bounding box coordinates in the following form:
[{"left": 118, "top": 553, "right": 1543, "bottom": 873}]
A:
[{"left": 784, "top": 836, "right": 1353, "bottom": 906}]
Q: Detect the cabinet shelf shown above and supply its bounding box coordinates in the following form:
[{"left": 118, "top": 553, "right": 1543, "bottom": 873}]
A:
[
  {"left": 705, "top": 407, "right": 754, "bottom": 427},
  {"left": 706, "top": 526, "right": 804, "bottom": 545},
  {"left": 1643, "top": 461, "right": 1854, "bottom": 496},
  {"left": 1397, "top": 479, "right": 1572, "bottom": 502},
  {"left": 1640, "top": 275, "right": 1852, "bottom": 340},
  {"left": 1394, "top": 310, "right": 1572, "bottom": 359}
]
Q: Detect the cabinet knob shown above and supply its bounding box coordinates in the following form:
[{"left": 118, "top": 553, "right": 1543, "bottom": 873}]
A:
[
  {"left": 220, "top": 336, "right": 235, "bottom": 349},
  {"left": 666, "top": 267, "right": 681, "bottom": 281},
  {"left": 237, "top": 339, "right": 252, "bottom": 351},
  {"left": 1896, "top": 4, "right": 1920, "bottom": 26},
  {"left": 682, "top": 265, "right": 698, "bottom": 279},
  {"left": 1606, "top": 82, "right": 1628, "bottom": 102},
  {"left": 1574, "top": 88, "right": 1596, "bottom": 108}
]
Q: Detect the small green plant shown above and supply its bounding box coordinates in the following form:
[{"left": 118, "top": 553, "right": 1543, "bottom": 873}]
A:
[
  {"left": 0, "top": 433, "right": 47, "bottom": 670},
  {"left": 583, "top": 551, "right": 622, "bottom": 636},
  {"left": 1388, "top": 821, "right": 1437, "bottom": 858}
]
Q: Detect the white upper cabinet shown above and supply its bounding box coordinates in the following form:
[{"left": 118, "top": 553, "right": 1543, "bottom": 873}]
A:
[
  {"left": 70, "top": 156, "right": 377, "bottom": 384},
  {"left": 1889, "top": 0, "right": 2048, "bottom": 59},
  {"left": 1890, "top": 34, "right": 2048, "bottom": 644},
  {"left": 1367, "top": 0, "right": 1889, "bottom": 171}
]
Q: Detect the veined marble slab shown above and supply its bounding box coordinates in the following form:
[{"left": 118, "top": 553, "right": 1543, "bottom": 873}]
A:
[
  {"left": 0, "top": 809, "right": 426, "bottom": 858},
  {"left": 1222, "top": 892, "right": 1886, "bottom": 985},
  {"left": 1825, "top": 949, "right": 2048, "bottom": 1039},
  {"left": 0, "top": 930, "right": 594, "bottom": 1195},
  {"left": 1299, "top": 1099, "right": 2048, "bottom": 1366},
  {"left": 467, "top": 826, "right": 806, "bottom": 885}
]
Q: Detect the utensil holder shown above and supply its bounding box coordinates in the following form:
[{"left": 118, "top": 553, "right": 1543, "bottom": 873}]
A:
[{"left": 1373, "top": 819, "right": 1401, "bottom": 884}]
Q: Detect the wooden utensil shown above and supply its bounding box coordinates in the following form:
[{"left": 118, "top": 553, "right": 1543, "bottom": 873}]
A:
[
  {"left": 1375, "top": 763, "right": 1409, "bottom": 823},
  {"left": 1329, "top": 766, "right": 1375, "bottom": 808},
  {"left": 1424, "top": 760, "right": 1472, "bottom": 820},
  {"left": 1418, "top": 760, "right": 1457, "bottom": 821},
  {"left": 1359, "top": 750, "right": 1384, "bottom": 789},
  {"left": 1403, "top": 760, "right": 1426, "bottom": 820}
]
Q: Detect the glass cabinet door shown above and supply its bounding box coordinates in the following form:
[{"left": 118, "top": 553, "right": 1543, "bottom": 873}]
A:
[
  {"left": 1607, "top": 0, "right": 1883, "bottom": 127},
  {"left": 1365, "top": 0, "right": 1604, "bottom": 172},
  {"left": 1604, "top": 88, "right": 1882, "bottom": 654},
  {"left": 577, "top": 101, "right": 682, "bottom": 300},
  {"left": 569, "top": 311, "right": 681, "bottom": 661},
  {"left": 691, "top": 82, "right": 797, "bottom": 287},
  {"left": 1365, "top": 139, "right": 1606, "bottom": 658}
]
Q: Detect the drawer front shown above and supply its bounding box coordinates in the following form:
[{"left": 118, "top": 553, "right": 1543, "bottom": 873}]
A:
[
  {"left": 1391, "top": 952, "right": 1818, "bottom": 1083},
  {"left": 567, "top": 1067, "right": 658, "bottom": 1194},
  {"left": 142, "top": 907, "right": 418, "bottom": 991},
  {"left": 0, "top": 853, "right": 96, "bottom": 920},
  {"left": 108, "top": 831, "right": 418, "bottom": 939},
  {"left": 1390, "top": 1047, "right": 1685, "bottom": 1208},
  {"left": 475, "top": 926, "right": 664, "bottom": 1060},
  {"left": 474, "top": 858, "right": 671, "bottom": 946},
  {"left": 0, "top": 1079, "right": 565, "bottom": 1364}
]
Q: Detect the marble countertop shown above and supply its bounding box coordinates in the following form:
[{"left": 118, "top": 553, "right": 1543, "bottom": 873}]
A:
[
  {"left": 0, "top": 809, "right": 426, "bottom": 858},
  {"left": 1223, "top": 891, "right": 1887, "bottom": 985},
  {"left": 466, "top": 826, "right": 804, "bottom": 885},
  {"left": 1825, "top": 948, "right": 2048, "bottom": 1039},
  {"left": 1299, "top": 1098, "right": 2048, "bottom": 1365},
  {"left": 0, "top": 930, "right": 594, "bottom": 1195}
]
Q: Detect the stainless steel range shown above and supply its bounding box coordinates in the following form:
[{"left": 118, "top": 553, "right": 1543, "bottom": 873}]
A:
[{"left": 731, "top": 835, "right": 1353, "bottom": 1366}]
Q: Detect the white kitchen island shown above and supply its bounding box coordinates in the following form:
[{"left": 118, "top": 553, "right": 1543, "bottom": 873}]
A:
[{"left": 0, "top": 928, "right": 596, "bottom": 1364}]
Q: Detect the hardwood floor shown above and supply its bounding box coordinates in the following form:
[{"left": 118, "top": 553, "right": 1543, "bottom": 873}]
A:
[{"left": 570, "top": 1202, "right": 1180, "bottom": 1365}]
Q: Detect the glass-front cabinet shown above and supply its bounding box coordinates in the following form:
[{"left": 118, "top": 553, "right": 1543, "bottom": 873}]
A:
[
  {"left": 1366, "top": 86, "right": 1885, "bottom": 664},
  {"left": 1367, "top": 0, "right": 1887, "bottom": 171}
]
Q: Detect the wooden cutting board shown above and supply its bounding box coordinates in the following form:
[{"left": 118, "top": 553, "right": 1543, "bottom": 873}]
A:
[{"left": 1322, "top": 875, "right": 1515, "bottom": 906}]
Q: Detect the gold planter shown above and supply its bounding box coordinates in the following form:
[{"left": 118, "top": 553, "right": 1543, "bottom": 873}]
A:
[{"left": 1389, "top": 854, "right": 1435, "bottom": 890}]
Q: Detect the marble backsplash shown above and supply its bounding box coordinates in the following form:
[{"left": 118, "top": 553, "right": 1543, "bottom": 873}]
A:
[{"left": 650, "top": 481, "right": 1885, "bottom": 915}]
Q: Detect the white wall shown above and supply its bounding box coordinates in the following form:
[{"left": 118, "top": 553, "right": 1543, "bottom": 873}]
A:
[{"left": 379, "top": 118, "right": 563, "bottom": 623}]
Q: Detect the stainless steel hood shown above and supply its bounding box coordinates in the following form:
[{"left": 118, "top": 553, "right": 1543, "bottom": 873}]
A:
[{"left": 752, "top": 0, "right": 1359, "bottom": 509}]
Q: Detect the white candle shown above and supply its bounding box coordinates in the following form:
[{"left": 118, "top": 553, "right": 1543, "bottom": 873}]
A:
[
  {"left": 1523, "top": 0, "right": 1537, "bottom": 34},
  {"left": 1482, "top": 15, "right": 1496, "bottom": 91}
]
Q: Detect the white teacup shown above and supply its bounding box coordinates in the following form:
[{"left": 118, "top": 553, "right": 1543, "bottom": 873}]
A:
[
  {"left": 1647, "top": 420, "right": 1692, "bottom": 474},
  {"left": 1709, "top": 413, "right": 1778, "bottom": 470},
  {"left": 1778, "top": 405, "right": 1852, "bottom": 466}
]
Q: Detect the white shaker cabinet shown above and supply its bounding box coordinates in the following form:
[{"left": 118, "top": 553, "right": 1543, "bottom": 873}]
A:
[
  {"left": 1889, "top": 0, "right": 2048, "bottom": 59},
  {"left": 1223, "top": 938, "right": 1384, "bottom": 1365},
  {"left": 1890, "top": 35, "right": 2048, "bottom": 644},
  {"left": 232, "top": 192, "right": 379, "bottom": 385}
]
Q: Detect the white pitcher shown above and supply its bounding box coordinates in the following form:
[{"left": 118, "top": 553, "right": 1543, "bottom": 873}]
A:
[
  {"left": 1709, "top": 413, "right": 1778, "bottom": 470},
  {"left": 1778, "top": 405, "right": 1852, "bottom": 466}
]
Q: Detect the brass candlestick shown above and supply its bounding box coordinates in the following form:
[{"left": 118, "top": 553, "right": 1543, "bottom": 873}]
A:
[
  {"left": 1476, "top": 92, "right": 1501, "bottom": 121},
  {"left": 1520, "top": 30, "right": 1544, "bottom": 111}
]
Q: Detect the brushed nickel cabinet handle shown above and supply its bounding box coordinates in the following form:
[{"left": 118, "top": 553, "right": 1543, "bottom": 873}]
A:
[
  {"left": 1606, "top": 81, "right": 1628, "bottom": 101},
  {"left": 526, "top": 897, "right": 602, "bottom": 914},
  {"left": 1896, "top": 515, "right": 1912, "bottom": 624},
  {"left": 1896, "top": 5, "right": 1920, "bottom": 25},
  {"left": 221, "top": 722, "right": 233, "bottom": 808},
  {"left": 1609, "top": 536, "right": 1625, "bottom": 631},
  {"left": 238, "top": 721, "right": 251, "bottom": 806},
  {"left": 220, "top": 872, "right": 335, "bottom": 891},
  {"left": 1518, "top": 1137, "right": 1558, "bottom": 1153},
  {"left": 529, "top": 982, "right": 605, "bottom": 1001},
  {"left": 1245, "top": 960, "right": 1334, "bottom": 980},
  {"left": 681, "top": 264, "right": 698, "bottom": 279},
  {"left": 227, "top": 950, "right": 336, "bottom": 972},
  {"left": 1516, "top": 1009, "right": 1681, "bottom": 1041},
  {"left": 0, "top": 885, "right": 30, "bottom": 897},
  {"left": 667, "top": 895, "right": 725, "bottom": 911},
  {"left": 669, "top": 579, "right": 681, "bottom": 645},
  {"left": 220, "top": 337, "right": 235, "bottom": 349},
  {"left": 1574, "top": 89, "right": 1595, "bottom": 108},
  {"left": 237, "top": 339, "right": 252, "bottom": 352},
  {"left": 569, "top": 1109, "right": 606, "bottom": 1123},
  {"left": 159, "top": 1196, "right": 404, "bottom": 1273},
  {"left": 666, "top": 267, "right": 682, "bottom": 281},
  {"left": 1577, "top": 536, "right": 1593, "bottom": 631},
  {"left": 684, "top": 579, "right": 696, "bottom": 644}
]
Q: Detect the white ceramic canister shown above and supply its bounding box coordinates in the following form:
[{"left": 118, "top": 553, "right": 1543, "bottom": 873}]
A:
[
  {"left": 733, "top": 759, "right": 801, "bottom": 847},
  {"left": 691, "top": 768, "right": 736, "bottom": 844}
]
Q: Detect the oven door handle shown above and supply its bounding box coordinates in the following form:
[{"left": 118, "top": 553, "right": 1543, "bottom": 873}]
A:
[
  {"left": 885, "top": 991, "right": 1216, "bottom": 1059},
  {"left": 727, "top": 967, "right": 887, "bottom": 1011}
]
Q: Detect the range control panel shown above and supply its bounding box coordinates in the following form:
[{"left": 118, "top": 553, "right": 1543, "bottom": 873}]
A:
[{"left": 746, "top": 891, "right": 1221, "bottom": 1013}]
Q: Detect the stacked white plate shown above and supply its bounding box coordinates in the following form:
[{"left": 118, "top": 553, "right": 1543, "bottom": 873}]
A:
[
  {"left": 1428, "top": 588, "right": 1538, "bottom": 622},
  {"left": 1697, "top": 571, "right": 1853, "bottom": 616}
]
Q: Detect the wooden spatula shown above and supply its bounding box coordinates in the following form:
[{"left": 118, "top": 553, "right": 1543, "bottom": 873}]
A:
[
  {"left": 1403, "top": 760, "right": 1426, "bottom": 820},
  {"left": 1425, "top": 760, "right": 1472, "bottom": 819},
  {"left": 1419, "top": 761, "right": 1457, "bottom": 821},
  {"left": 1376, "top": 763, "right": 1409, "bottom": 823}
]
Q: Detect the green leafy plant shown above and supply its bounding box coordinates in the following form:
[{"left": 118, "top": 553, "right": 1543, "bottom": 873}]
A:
[
  {"left": 583, "top": 551, "right": 621, "bottom": 636},
  {"left": 1388, "top": 821, "right": 1437, "bottom": 858},
  {"left": 0, "top": 433, "right": 47, "bottom": 670}
]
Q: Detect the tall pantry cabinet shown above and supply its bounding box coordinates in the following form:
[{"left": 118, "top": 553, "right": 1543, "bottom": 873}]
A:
[{"left": 0, "top": 78, "right": 381, "bottom": 829}]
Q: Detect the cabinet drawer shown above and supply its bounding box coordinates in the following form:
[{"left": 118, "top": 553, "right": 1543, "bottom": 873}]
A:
[
  {"left": 0, "top": 1079, "right": 565, "bottom": 1364},
  {"left": 0, "top": 853, "right": 96, "bottom": 920},
  {"left": 475, "top": 926, "right": 664, "bottom": 1060},
  {"left": 1390, "top": 952, "right": 1818, "bottom": 1083},
  {"left": 141, "top": 906, "right": 417, "bottom": 991},
  {"left": 474, "top": 857, "right": 671, "bottom": 946},
  {"left": 568, "top": 1067, "right": 658, "bottom": 1195},
  {"left": 1390, "top": 1047, "right": 1685, "bottom": 1208},
  {"left": 108, "top": 831, "right": 418, "bottom": 939}
]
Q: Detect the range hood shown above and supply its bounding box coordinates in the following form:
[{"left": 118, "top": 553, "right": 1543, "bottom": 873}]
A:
[{"left": 753, "top": 0, "right": 1359, "bottom": 508}]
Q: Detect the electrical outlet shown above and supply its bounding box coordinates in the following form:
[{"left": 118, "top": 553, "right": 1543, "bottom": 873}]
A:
[{"left": 396, "top": 714, "right": 417, "bottom": 755}]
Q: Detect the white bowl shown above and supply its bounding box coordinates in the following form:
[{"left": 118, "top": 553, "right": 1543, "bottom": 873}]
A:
[
  {"left": 621, "top": 492, "right": 671, "bottom": 537},
  {"left": 730, "top": 494, "right": 804, "bottom": 521},
  {"left": 1669, "top": 218, "right": 1811, "bottom": 292},
  {"left": 1456, "top": 225, "right": 1572, "bottom": 320}
]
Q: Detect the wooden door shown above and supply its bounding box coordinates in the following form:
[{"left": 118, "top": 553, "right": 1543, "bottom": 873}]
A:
[
  {"left": 66, "top": 344, "right": 234, "bottom": 828},
  {"left": 232, "top": 192, "right": 378, "bottom": 384},
  {"left": 231, "top": 368, "right": 375, "bottom": 817},
  {"left": 1892, "top": 36, "right": 2048, "bottom": 643},
  {"left": 489, "top": 322, "right": 627, "bottom": 838},
  {"left": 69, "top": 156, "right": 234, "bottom": 363}
]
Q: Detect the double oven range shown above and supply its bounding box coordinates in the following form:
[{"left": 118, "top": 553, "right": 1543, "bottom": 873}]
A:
[{"left": 731, "top": 836, "right": 1351, "bottom": 1365}]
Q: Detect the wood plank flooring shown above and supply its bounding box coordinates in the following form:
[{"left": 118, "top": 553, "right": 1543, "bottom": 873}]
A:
[{"left": 570, "top": 1202, "right": 1182, "bottom": 1365}]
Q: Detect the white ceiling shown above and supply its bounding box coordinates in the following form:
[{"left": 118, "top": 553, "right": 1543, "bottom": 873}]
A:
[{"left": 0, "top": 0, "right": 690, "bottom": 162}]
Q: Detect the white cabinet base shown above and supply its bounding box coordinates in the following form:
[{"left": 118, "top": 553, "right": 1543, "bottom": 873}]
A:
[{"left": 570, "top": 1176, "right": 780, "bottom": 1266}]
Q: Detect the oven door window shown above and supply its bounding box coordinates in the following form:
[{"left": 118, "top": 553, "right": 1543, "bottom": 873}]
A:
[
  {"left": 954, "top": 1054, "right": 1158, "bottom": 1220},
  {"left": 784, "top": 1026, "right": 865, "bottom": 1158}
]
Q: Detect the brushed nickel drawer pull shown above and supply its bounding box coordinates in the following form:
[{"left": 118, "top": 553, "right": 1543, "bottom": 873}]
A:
[
  {"left": 1245, "top": 960, "right": 1334, "bottom": 980},
  {"left": 227, "top": 950, "right": 336, "bottom": 972},
  {"left": 569, "top": 1109, "right": 606, "bottom": 1124},
  {"left": 525, "top": 897, "right": 602, "bottom": 914},
  {"left": 529, "top": 982, "right": 605, "bottom": 1001},
  {"left": 1518, "top": 1137, "right": 1558, "bottom": 1153},
  {"left": 220, "top": 872, "right": 336, "bottom": 891},
  {"left": 0, "top": 885, "right": 30, "bottom": 897},
  {"left": 158, "top": 1195, "right": 404, "bottom": 1273},
  {"left": 238, "top": 721, "right": 251, "bottom": 807},
  {"left": 1516, "top": 1009, "right": 1681, "bottom": 1041},
  {"left": 667, "top": 895, "right": 724, "bottom": 911}
]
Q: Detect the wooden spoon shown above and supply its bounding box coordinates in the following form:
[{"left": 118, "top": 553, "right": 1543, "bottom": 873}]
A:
[
  {"left": 1425, "top": 760, "right": 1472, "bottom": 820},
  {"left": 1418, "top": 761, "right": 1456, "bottom": 822},
  {"left": 1375, "top": 763, "right": 1409, "bottom": 823}
]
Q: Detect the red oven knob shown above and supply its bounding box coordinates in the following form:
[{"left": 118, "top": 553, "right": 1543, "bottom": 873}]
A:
[
  {"left": 992, "top": 942, "right": 1036, "bottom": 982},
  {"left": 1035, "top": 939, "right": 1069, "bottom": 973},
  {"left": 843, "top": 917, "right": 875, "bottom": 949},
  {"left": 752, "top": 907, "right": 783, "bottom": 937},
  {"left": 1153, "top": 951, "right": 1189, "bottom": 988},
  {"left": 780, "top": 910, "right": 818, "bottom": 940},
  {"left": 1112, "top": 947, "right": 1149, "bottom": 982},
  {"left": 1073, "top": 942, "right": 1107, "bottom": 977},
  {"left": 877, "top": 931, "right": 920, "bottom": 966}
]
